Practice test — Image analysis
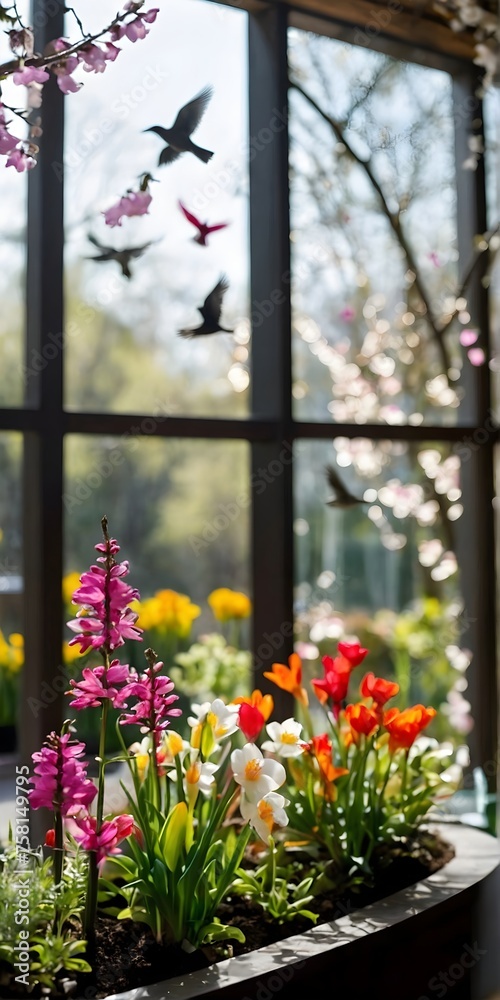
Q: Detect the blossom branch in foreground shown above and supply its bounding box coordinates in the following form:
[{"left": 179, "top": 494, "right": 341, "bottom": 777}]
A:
[{"left": 0, "top": 2, "right": 159, "bottom": 169}]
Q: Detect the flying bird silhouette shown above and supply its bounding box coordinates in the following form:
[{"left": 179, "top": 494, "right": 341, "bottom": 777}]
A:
[
  {"left": 145, "top": 86, "right": 214, "bottom": 166},
  {"left": 178, "top": 200, "right": 229, "bottom": 246},
  {"left": 178, "top": 276, "right": 233, "bottom": 338},
  {"left": 325, "top": 465, "right": 365, "bottom": 508},
  {"left": 86, "top": 234, "right": 155, "bottom": 279}
]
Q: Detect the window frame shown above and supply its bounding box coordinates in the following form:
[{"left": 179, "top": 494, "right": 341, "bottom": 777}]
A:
[{"left": 0, "top": 2, "right": 495, "bottom": 828}]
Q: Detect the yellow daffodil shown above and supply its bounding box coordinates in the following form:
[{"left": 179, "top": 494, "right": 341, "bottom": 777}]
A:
[
  {"left": 133, "top": 589, "right": 201, "bottom": 638},
  {"left": 207, "top": 588, "right": 252, "bottom": 623}
]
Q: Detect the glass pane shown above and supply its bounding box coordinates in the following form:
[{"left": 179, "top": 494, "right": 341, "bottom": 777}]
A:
[
  {"left": 64, "top": 435, "right": 251, "bottom": 745},
  {"left": 64, "top": 0, "right": 249, "bottom": 417},
  {"left": 0, "top": 162, "right": 26, "bottom": 408},
  {"left": 294, "top": 439, "right": 470, "bottom": 746},
  {"left": 485, "top": 87, "right": 500, "bottom": 408},
  {"left": 289, "top": 30, "right": 464, "bottom": 426},
  {"left": 0, "top": 433, "right": 23, "bottom": 758}
]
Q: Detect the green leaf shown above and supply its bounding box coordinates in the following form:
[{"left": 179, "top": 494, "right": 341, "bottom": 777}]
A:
[
  {"left": 201, "top": 921, "right": 246, "bottom": 945},
  {"left": 162, "top": 802, "right": 189, "bottom": 872}
]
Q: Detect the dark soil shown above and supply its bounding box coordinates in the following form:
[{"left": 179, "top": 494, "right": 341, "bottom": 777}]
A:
[{"left": 0, "top": 828, "right": 454, "bottom": 1000}]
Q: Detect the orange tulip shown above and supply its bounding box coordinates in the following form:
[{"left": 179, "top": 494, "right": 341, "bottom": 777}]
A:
[
  {"left": 360, "top": 672, "right": 399, "bottom": 707},
  {"left": 304, "top": 733, "right": 348, "bottom": 800},
  {"left": 383, "top": 705, "right": 437, "bottom": 753},
  {"left": 263, "top": 653, "right": 308, "bottom": 707},
  {"left": 344, "top": 702, "right": 379, "bottom": 743}
]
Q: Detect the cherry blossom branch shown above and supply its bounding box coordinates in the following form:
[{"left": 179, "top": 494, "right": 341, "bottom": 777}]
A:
[{"left": 0, "top": 4, "right": 141, "bottom": 77}]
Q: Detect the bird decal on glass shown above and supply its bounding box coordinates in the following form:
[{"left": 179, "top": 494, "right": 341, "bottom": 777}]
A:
[
  {"left": 178, "top": 200, "right": 229, "bottom": 246},
  {"left": 325, "top": 465, "right": 365, "bottom": 508},
  {"left": 178, "top": 275, "right": 233, "bottom": 338},
  {"left": 145, "top": 86, "right": 214, "bottom": 166},
  {"left": 85, "top": 234, "right": 155, "bottom": 279}
]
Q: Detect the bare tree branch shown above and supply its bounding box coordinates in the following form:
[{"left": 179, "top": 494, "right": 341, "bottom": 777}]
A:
[{"left": 290, "top": 78, "right": 454, "bottom": 379}]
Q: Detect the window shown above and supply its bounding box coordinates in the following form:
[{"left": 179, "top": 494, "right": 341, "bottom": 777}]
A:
[{"left": 0, "top": 1, "right": 497, "bottom": 805}]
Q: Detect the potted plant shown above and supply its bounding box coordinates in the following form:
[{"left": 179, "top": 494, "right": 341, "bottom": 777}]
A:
[{"left": 0, "top": 518, "right": 498, "bottom": 1000}]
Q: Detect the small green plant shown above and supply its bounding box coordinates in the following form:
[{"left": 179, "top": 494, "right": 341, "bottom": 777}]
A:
[{"left": 232, "top": 838, "right": 318, "bottom": 924}]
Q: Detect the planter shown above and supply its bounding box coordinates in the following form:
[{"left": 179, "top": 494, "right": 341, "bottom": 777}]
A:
[{"left": 100, "top": 823, "right": 500, "bottom": 1000}]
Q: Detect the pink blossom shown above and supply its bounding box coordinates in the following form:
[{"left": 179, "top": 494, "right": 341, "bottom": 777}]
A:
[
  {"left": 124, "top": 18, "right": 148, "bottom": 41},
  {"left": 29, "top": 732, "right": 96, "bottom": 816},
  {"left": 460, "top": 328, "right": 478, "bottom": 347},
  {"left": 120, "top": 661, "right": 182, "bottom": 737},
  {"left": 103, "top": 190, "right": 152, "bottom": 227},
  {"left": 79, "top": 43, "right": 120, "bottom": 73},
  {"left": 103, "top": 42, "right": 121, "bottom": 61},
  {"left": 67, "top": 660, "right": 133, "bottom": 710},
  {"left": 427, "top": 251, "right": 441, "bottom": 267},
  {"left": 339, "top": 306, "right": 356, "bottom": 322},
  {"left": 6, "top": 148, "right": 36, "bottom": 171},
  {"left": 468, "top": 347, "right": 486, "bottom": 366},
  {"left": 67, "top": 811, "right": 134, "bottom": 865},
  {"left": 55, "top": 73, "right": 82, "bottom": 94},
  {"left": 67, "top": 534, "right": 143, "bottom": 653},
  {"left": 0, "top": 130, "right": 20, "bottom": 155},
  {"left": 51, "top": 50, "right": 81, "bottom": 94},
  {"left": 12, "top": 65, "right": 49, "bottom": 86}
]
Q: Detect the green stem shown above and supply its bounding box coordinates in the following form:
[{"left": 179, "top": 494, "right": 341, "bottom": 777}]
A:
[
  {"left": 85, "top": 688, "right": 110, "bottom": 946},
  {"left": 151, "top": 735, "right": 162, "bottom": 813},
  {"left": 53, "top": 807, "right": 63, "bottom": 886},
  {"left": 401, "top": 750, "right": 409, "bottom": 805}
]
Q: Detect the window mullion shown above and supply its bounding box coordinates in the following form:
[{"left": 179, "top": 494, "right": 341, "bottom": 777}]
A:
[
  {"left": 248, "top": 4, "right": 294, "bottom": 715},
  {"left": 21, "top": 1, "right": 66, "bottom": 826},
  {"left": 452, "top": 68, "right": 497, "bottom": 779}
]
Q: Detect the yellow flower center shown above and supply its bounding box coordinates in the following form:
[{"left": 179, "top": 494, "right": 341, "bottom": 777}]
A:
[
  {"left": 280, "top": 732, "right": 298, "bottom": 745},
  {"left": 185, "top": 762, "right": 201, "bottom": 785},
  {"left": 206, "top": 712, "right": 218, "bottom": 728},
  {"left": 244, "top": 759, "right": 262, "bottom": 781},
  {"left": 166, "top": 732, "right": 184, "bottom": 757},
  {"left": 257, "top": 800, "right": 275, "bottom": 831}
]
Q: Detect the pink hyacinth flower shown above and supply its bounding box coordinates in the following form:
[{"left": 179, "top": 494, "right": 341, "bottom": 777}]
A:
[
  {"left": 29, "top": 733, "right": 96, "bottom": 816},
  {"left": 67, "top": 537, "right": 143, "bottom": 653},
  {"left": 12, "top": 65, "right": 49, "bottom": 86},
  {"left": 6, "top": 148, "right": 36, "bottom": 171},
  {"left": 67, "top": 661, "right": 133, "bottom": 710},
  {"left": 67, "top": 811, "right": 134, "bottom": 866},
  {"left": 120, "top": 661, "right": 182, "bottom": 736}
]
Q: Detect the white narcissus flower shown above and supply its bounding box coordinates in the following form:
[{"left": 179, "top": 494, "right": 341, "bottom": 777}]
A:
[
  {"left": 261, "top": 718, "right": 305, "bottom": 758},
  {"left": 169, "top": 750, "right": 218, "bottom": 810},
  {"left": 240, "top": 791, "right": 289, "bottom": 843},
  {"left": 230, "top": 744, "right": 286, "bottom": 803},
  {"left": 188, "top": 698, "right": 240, "bottom": 755}
]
